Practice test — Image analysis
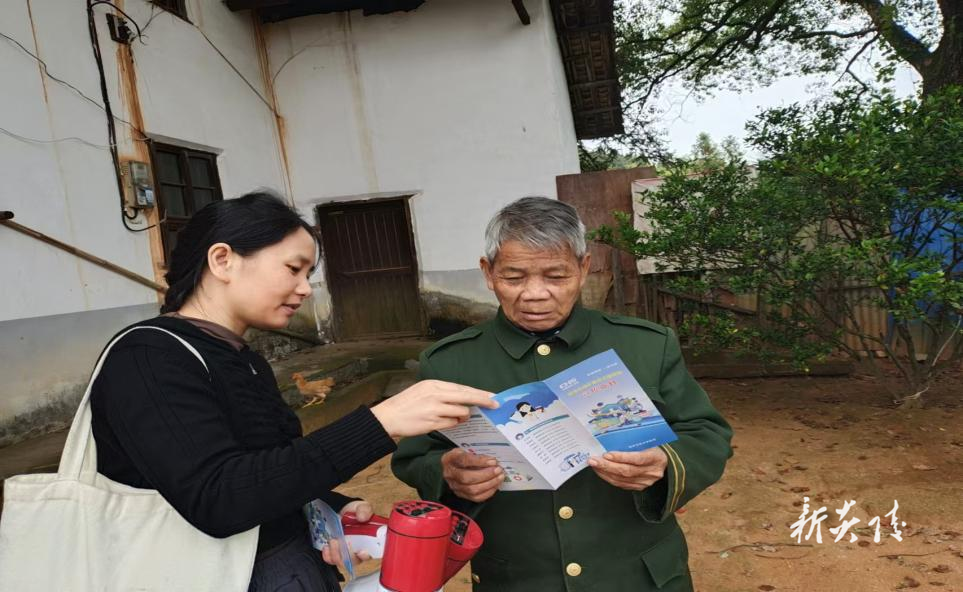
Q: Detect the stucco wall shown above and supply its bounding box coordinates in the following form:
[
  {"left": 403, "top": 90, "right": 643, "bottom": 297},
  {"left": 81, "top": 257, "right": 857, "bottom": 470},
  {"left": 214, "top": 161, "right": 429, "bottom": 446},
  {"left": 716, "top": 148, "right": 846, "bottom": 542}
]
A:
[
  {"left": 1, "top": 0, "right": 286, "bottom": 322},
  {"left": 265, "top": 0, "right": 580, "bottom": 310},
  {"left": 0, "top": 0, "right": 286, "bottom": 444},
  {"left": 0, "top": 303, "right": 158, "bottom": 447},
  {"left": 0, "top": 0, "right": 581, "bottom": 444}
]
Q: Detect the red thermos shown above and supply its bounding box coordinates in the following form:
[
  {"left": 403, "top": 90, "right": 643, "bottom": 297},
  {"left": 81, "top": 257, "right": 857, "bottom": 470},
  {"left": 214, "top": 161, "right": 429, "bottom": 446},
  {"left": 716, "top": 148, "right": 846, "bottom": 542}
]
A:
[{"left": 379, "top": 501, "right": 452, "bottom": 591}]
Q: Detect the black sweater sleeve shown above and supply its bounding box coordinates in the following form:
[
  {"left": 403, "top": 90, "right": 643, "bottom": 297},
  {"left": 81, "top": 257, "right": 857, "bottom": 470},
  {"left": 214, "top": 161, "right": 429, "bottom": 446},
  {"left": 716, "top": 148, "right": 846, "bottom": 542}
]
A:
[{"left": 92, "top": 341, "right": 396, "bottom": 538}]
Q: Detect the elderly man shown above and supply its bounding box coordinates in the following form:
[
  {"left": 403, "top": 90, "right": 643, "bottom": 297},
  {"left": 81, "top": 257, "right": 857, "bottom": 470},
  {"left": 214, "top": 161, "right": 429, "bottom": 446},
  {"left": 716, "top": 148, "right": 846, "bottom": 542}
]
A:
[{"left": 391, "top": 197, "right": 732, "bottom": 591}]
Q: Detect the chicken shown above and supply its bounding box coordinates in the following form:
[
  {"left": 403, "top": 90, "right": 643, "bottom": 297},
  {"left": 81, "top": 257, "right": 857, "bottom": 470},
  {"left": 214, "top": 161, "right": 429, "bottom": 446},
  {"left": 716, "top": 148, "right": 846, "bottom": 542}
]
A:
[{"left": 291, "top": 372, "right": 335, "bottom": 407}]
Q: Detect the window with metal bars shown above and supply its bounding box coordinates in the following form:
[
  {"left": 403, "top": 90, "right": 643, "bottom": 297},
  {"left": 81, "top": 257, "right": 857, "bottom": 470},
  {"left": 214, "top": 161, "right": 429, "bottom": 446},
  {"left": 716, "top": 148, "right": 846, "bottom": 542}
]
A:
[{"left": 149, "top": 142, "right": 223, "bottom": 265}]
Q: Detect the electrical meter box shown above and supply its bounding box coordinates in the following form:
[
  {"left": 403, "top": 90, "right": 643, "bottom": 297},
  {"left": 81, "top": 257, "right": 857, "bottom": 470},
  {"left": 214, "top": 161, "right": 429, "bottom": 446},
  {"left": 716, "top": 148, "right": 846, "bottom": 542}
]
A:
[{"left": 124, "top": 161, "right": 155, "bottom": 209}]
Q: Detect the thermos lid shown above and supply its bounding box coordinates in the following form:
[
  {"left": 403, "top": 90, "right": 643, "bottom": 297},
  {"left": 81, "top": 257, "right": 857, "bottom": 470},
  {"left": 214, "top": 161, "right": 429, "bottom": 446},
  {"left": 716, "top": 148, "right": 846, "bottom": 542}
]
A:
[{"left": 388, "top": 501, "right": 452, "bottom": 538}]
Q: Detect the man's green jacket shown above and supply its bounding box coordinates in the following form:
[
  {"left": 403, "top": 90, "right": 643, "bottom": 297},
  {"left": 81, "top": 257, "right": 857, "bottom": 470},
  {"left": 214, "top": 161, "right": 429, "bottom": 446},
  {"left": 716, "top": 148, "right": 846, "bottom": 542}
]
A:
[{"left": 391, "top": 306, "right": 732, "bottom": 591}]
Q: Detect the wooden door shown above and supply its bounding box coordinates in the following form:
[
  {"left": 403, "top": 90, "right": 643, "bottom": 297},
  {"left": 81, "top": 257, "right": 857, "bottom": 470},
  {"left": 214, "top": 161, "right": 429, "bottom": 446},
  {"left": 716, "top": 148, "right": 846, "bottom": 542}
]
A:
[{"left": 318, "top": 199, "right": 424, "bottom": 340}]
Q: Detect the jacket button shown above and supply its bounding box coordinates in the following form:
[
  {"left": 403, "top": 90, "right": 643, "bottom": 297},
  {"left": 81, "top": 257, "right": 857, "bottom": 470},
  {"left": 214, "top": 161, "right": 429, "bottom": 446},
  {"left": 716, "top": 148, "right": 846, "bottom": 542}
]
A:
[
  {"left": 537, "top": 344, "right": 551, "bottom": 356},
  {"left": 471, "top": 573, "right": 481, "bottom": 584},
  {"left": 558, "top": 506, "right": 574, "bottom": 519},
  {"left": 566, "top": 562, "right": 582, "bottom": 577}
]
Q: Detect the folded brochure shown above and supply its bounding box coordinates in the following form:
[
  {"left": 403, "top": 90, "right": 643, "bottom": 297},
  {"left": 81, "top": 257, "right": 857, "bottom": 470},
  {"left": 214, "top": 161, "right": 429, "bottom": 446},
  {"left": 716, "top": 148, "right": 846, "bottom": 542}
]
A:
[
  {"left": 440, "top": 349, "right": 677, "bottom": 491},
  {"left": 304, "top": 498, "right": 354, "bottom": 580}
]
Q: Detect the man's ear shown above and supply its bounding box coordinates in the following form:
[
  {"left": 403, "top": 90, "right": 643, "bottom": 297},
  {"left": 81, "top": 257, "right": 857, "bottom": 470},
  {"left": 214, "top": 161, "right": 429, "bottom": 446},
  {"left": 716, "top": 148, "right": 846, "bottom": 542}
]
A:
[
  {"left": 577, "top": 252, "right": 591, "bottom": 287},
  {"left": 480, "top": 256, "right": 496, "bottom": 291},
  {"left": 206, "top": 243, "right": 235, "bottom": 283}
]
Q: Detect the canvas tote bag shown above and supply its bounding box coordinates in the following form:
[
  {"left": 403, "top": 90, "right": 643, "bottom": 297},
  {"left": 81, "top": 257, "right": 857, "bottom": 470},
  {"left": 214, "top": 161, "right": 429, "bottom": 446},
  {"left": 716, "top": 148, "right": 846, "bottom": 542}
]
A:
[{"left": 0, "top": 326, "right": 259, "bottom": 591}]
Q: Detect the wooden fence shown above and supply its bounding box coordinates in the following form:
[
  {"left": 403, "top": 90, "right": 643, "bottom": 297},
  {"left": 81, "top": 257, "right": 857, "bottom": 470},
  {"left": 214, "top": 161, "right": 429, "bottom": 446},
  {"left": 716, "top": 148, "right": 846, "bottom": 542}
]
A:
[{"left": 637, "top": 273, "right": 889, "bottom": 354}]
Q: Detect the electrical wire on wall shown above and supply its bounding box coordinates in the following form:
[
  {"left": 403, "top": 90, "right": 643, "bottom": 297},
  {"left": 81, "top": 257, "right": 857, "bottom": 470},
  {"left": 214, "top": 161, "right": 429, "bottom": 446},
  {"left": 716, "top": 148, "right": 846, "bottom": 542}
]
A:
[
  {"left": 139, "top": 3, "right": 162, "bottom": 39},
  {"left": 81, "top": 0, "right": 279, "bottom": 233},
  {"left": 0, "top": 125, "right": 115, "bottom": 150},
  {"left": 0, "top": 29, "right": 147, "bottom": 141},
  {"left": 88, "top": 0, "right": 146, "bottom": 42},
  {"left": 193, "top": 27, "right": 279, "bottom": 115},
  {"left": 85, "top": 0, "right": 153, "bottom": 232},
  {"left": 7, "top": 1, "right": 279, "bottom": 234}
]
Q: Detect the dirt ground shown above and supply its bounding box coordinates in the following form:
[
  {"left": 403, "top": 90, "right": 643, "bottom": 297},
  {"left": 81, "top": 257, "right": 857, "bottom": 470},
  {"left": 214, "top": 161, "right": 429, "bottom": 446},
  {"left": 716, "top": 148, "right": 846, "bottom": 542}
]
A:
[{"left": 338, "top": 365, "right": 963, "bottom": 592}]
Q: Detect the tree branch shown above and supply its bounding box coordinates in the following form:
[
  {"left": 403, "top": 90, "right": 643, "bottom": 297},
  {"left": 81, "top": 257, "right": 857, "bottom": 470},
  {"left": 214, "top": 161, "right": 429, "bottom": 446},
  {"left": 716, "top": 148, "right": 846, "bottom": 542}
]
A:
[
  {"left": 844, "top": 0, "right": 933, "bottom": 74},
  {"left": 789, "top": 28, "right": 875, "bottom": 41},
  {"left": 834, "top": 33, "right": 880, "bottom": 90},
  {"left": 622, "top": 0, "right": 766, "bottom": 109}
]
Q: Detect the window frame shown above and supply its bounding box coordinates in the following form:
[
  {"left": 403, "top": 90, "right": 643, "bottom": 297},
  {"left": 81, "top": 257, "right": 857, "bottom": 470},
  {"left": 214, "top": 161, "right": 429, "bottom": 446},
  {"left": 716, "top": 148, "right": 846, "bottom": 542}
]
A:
[{"left": 149, "top": 141, "right": 223, "bottom": 265}]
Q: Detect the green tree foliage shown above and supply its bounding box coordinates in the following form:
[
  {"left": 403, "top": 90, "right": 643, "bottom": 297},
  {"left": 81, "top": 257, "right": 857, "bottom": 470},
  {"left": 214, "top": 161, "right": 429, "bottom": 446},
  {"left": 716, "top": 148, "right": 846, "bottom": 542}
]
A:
[
  {"left": 689, "top": 132, "right": 744, "bottom": 170},
  {"left": 592, "top": 87, "right": 963, "bottom": 406},
  {"left": 578, "top": 142, "right": 647, "bottom": 172},
  {"left": 619, "top": 0, "right": 957, "bottom": 100},
  {"left": 579, "top": 133, "right": 742, "bottom": 172},
  {"left": 611, "top": 0, "right": 960, "bottom": 157}
]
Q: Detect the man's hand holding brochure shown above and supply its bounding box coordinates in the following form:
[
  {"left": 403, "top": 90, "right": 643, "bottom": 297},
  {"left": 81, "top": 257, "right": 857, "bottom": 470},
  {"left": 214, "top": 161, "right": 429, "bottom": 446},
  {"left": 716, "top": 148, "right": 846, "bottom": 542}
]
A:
[{"left": 440, "top": 349, "right": 677, "bottom": 491}]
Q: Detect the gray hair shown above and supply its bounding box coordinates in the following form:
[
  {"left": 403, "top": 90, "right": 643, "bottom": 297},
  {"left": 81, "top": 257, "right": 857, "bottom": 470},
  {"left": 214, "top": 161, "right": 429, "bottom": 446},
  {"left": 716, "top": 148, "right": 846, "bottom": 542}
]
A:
[{"left": 484, "top": 196, "right": 587, "bottom": 263}]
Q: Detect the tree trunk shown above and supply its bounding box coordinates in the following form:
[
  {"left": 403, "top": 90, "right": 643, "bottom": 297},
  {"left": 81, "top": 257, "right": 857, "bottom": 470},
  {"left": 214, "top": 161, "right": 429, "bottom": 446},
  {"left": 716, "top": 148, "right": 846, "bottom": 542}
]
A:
[
  {"left": 894, "top": 360, "right": 928, "bottom": 409},
  {"left": 922, "top": 44, "right": 963, "bottom": 96},
  {"left": 896, "top": 388, "right": 927, "bottom": 409},
  {"left": 922, "top": 0, "right": 963, "bottom": 96}
]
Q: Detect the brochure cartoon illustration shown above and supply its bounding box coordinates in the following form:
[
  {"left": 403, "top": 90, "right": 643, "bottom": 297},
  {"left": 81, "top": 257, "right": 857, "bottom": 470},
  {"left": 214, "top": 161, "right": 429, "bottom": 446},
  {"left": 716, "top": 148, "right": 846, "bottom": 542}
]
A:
[
  {"left": 304, "top": 498, "right": 354, "bottom": 580},
  {"left": 440, "top": 349, "right": 677, "bottom": 491}
]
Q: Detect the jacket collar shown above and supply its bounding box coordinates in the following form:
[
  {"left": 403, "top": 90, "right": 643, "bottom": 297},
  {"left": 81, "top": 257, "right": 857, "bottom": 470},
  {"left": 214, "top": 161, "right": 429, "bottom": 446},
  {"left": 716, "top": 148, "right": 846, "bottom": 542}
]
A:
[
  {"left": 492, "top": 305, "right": 591, "bottom": 360},
  {"left": 163, "top": 312, "right": 247, "bottom": 351},
  {"left": 145, "top": 315, "right": 247, "bottom": 352}
]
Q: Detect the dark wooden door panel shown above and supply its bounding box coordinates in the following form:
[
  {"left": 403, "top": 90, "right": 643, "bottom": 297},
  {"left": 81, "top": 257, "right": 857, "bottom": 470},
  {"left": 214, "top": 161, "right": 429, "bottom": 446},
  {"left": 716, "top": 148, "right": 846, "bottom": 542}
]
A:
[{"left": 319, "top": 200, "right": 423, "bottom": 340}]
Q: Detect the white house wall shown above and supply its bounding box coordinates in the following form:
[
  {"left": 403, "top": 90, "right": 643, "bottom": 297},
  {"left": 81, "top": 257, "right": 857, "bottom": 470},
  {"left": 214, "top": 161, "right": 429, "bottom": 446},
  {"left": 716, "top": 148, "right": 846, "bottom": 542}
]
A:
[
  {"left": 0, "top": 0, "right": 285, "bottom": 446},
  {"left": 1, "top": 0, "right": 582, "bottom": 445},
  {"left": 264, "top": 0, "right": 581, "bottom": 321}
]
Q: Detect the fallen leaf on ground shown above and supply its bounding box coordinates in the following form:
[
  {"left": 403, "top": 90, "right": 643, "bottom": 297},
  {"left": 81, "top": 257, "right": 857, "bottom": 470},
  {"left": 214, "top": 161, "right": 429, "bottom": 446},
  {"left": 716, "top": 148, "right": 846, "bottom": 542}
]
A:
[
  {"left": 757, "top": 545, "right": 777, "bottom": 553},
  {"left": 896, "top": 576, "right": 921, "bottom": 589}
]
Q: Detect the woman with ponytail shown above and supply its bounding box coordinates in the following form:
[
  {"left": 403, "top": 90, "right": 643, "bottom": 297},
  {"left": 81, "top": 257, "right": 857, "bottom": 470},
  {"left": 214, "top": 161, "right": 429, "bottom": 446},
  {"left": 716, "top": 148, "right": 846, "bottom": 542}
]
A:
[{"left": 89, "top": 192, "right": 496, "bottom": 591}]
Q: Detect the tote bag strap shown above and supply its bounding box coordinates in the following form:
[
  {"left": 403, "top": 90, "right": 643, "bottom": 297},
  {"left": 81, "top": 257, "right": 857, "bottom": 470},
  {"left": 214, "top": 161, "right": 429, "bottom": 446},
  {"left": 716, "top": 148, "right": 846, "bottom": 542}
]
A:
[{"left": 58, "top": 326, "right": 209, "bottom": 482}]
